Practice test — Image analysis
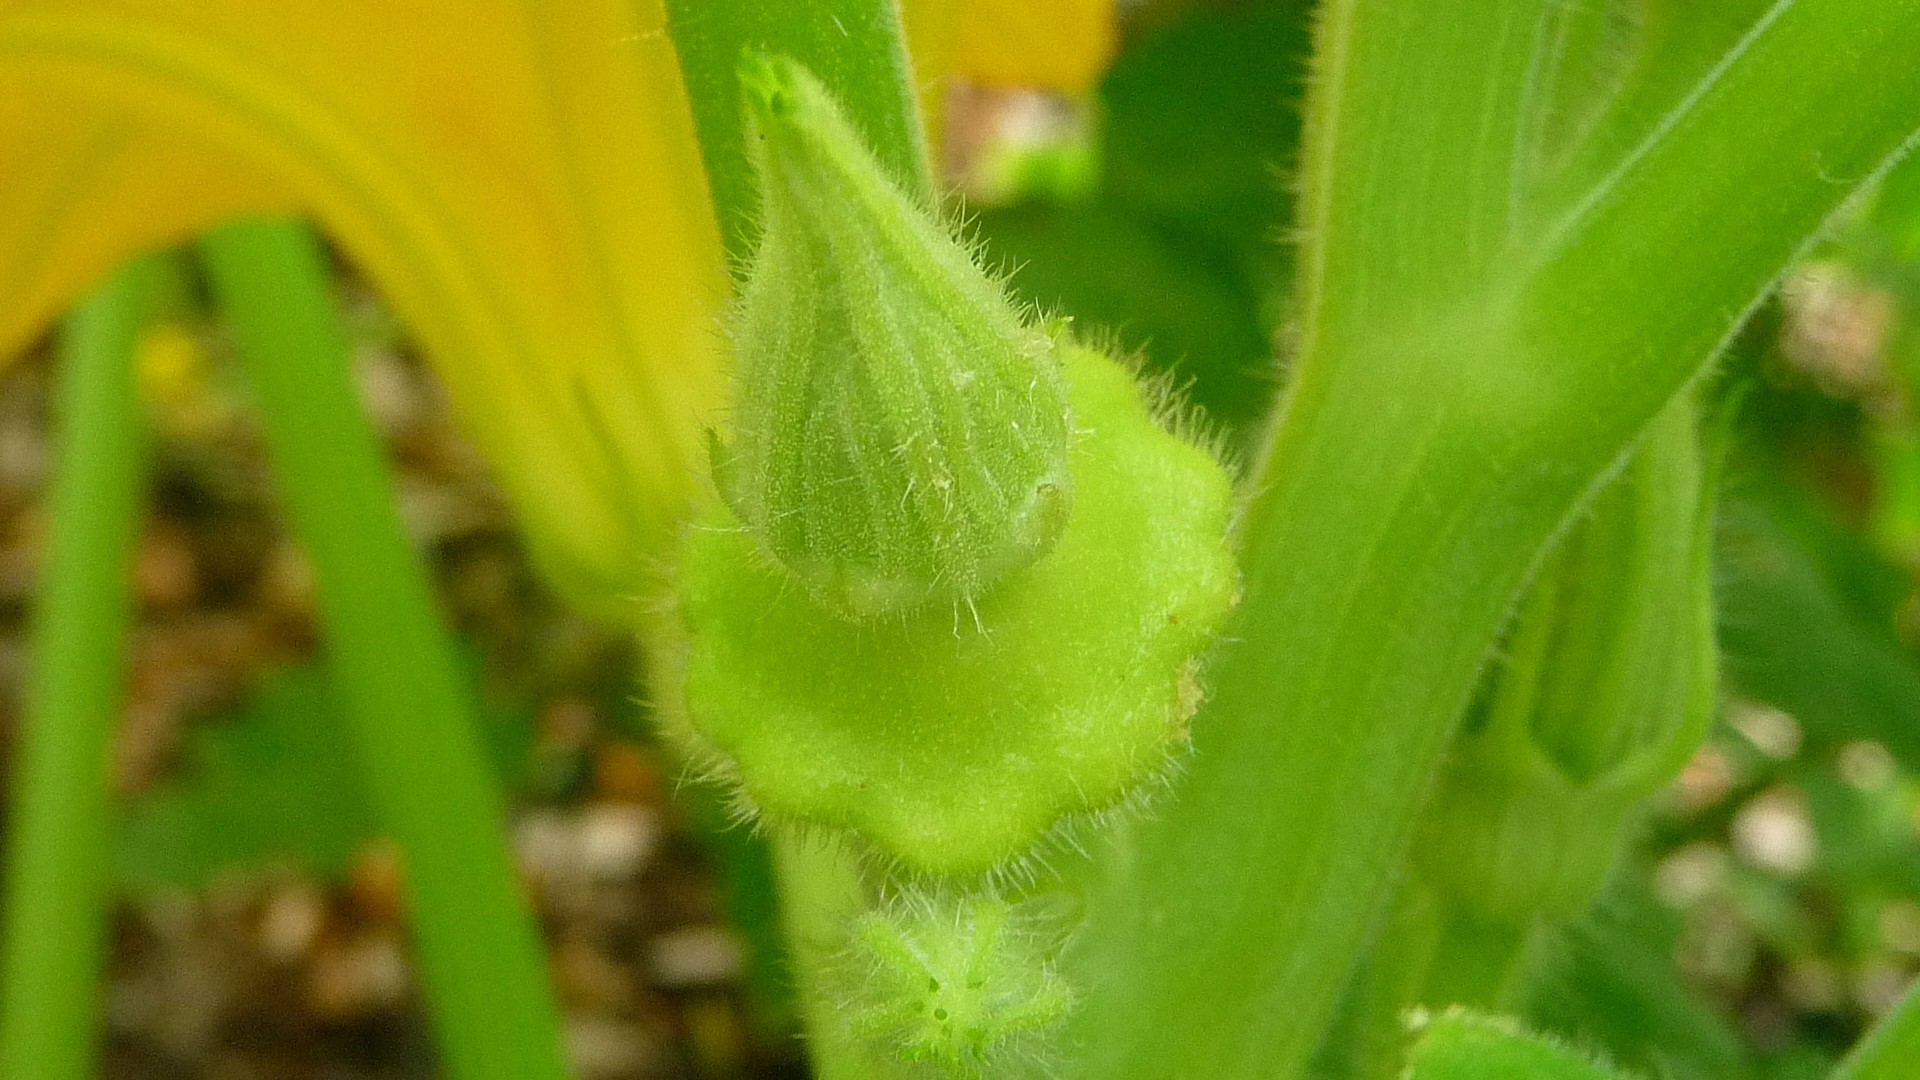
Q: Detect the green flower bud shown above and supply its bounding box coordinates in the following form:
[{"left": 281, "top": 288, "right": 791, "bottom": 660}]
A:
[
  {"left": 716, "top": 54, "right": 1072, "bottom": 619},
  {"left": 1414, "top": 397, "right": 1716, "bottom": 923},
  {"left": 678, "top": 343, "right": 1236, "bottom": 875},
  {"left": 843, "top": 892, "right": 1072, "bottom": 1076},
  {"left": 673, "top": 58, "right": 1237, "bottom": 876}
]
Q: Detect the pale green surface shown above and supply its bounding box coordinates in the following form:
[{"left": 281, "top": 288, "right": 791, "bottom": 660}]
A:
[
  {"left": 0, "top": 256, "right": 154, "bottom": 1080},
  {"left": 847, "top": 894, "right": 1073, "bottom": 1069},
  {"left": 684, "top": 346, "right": 1235, "bottom": 874},
  {"left": 200, "top": 219, "right": 569, "bottom": 1080},
  {"left": 1405, "top": 1011, "right": 1621, "bottom": 1080}
]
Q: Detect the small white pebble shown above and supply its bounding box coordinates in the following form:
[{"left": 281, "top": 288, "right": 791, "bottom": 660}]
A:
[
  {"left": 578, "top": 804, "right": 661, "bottom": 882},
  {"left": 1882, "top": 901, "right": 1920, "bottom": 956},
  {"left": 1838, "top": 739, "right": 1897, "bottom": 790},
  {"left": 566, "top": 1014, "right": 658, "bottom": 1080},
  {"left": 1855, "top": 963, "right": 1917, "bottom": 1018},
  {"left": 515, "top": 809, "right": 576, "bottom": 885},
  {"left": 1732, "top": 788, "right": 1817, "bottom": 876},
  {"left": 257, "top": 885, "right": 325, "bottom": 963},
  {"left": 1654, "top": 842, "right": 1730, "bottom": 908},
  {"left": 1729, "top": 702, "right": 1802, "bottom": 760},
  {"left": 1783, "top": 958, "right": 1844, "bottom": 1011},
  {"left": 309, "top": 932, "right": 411, "bottom": 1017},
  {"left": 648, "top": 926, "right": 745, "bottom": 988}
]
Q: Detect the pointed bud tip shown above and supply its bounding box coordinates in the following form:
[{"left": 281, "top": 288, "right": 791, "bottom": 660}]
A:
[
  {"left": 720, "top": 56, "right": 1074, "bottom": 620},
  {"left": 736, "top": 50, "right": 796, "bottom": 123}
]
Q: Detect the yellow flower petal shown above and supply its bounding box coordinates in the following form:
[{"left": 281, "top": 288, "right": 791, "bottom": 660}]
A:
[
  {"left": 0, "top": 100, "right": 292, "bottom": 363},
  {"left": 902, "top": 0, "right": 1116, "bottom": 95},
  {"left": 0, "top": 0, "right": 727, "bottom": 614}
]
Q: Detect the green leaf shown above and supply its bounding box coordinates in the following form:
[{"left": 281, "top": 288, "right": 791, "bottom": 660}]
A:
[
  {"left": 1526, "top": 879, "right": 1753, "bottom": 1080},
  {"left": 115, "top": 667, "right": 374, "bottom": 890},
  {"left": 117, "top": 657, "right": 533, "bottom": 891},
  {"left": 1716, "top": 474, "right": 1920, "bottom": 768},
  {"left": 1096, "top": 1, "right": 1309, "bottom": 270},
  {"left": 978, "top": 200, "right": 1276, "bottom": 436},
  {"left": 974, "top": 0, "right": 1311, "bottom": 437},
  {"left": 1405, "top": 1010, "right": 1626, "bottom": 1080}
]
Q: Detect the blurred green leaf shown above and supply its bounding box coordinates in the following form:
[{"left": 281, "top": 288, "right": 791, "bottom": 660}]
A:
[
  {"left": 1715, "top": 471, "right": 1920, "bottom": 768},
  {"left": 980, "top": 201, "right": 1275, "bottom": 432},
  {"left": 115, "top": 666, "right": 373, "bottom": 889},
  {"left": 1527, "top": 879, "right": 1753, "bottom": 1080},
  {"left": 1405, "top": 1010, "right": 1623, "bottom": 1080},
  {"left": 116, "top": 657, "right": 533, "bottom": 891},
  {"left": 973, "top": 0, "right": 1310, "bottom": 438},
  {"left": 1096, "top": 1, "right": 1308, "bottom": 271},
  {"left": 1799, "top": 767, "right": 1920, "bottom": 894}
]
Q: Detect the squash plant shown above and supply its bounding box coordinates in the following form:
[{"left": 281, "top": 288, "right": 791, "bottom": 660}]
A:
[{"left": 2, "top": 1, "right": 1920, "bottom": 1079}]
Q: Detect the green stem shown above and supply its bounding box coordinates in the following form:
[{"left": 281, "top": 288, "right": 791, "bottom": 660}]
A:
[
  {"left": 1062, "top": 4, "right": 1920, "bottom": 1078},
  {"left": 1419, "top": 913, "right": 1536, "bottom": 1012},
  {"left": 1311, "top": 884, "right": 1446, "bottom": 1080},
  {"left": 665, "top": 0, "right": 932, "bottom": 260},
  {"left": 1835, "top": 974, "right": 1920, "bottom": 1080},
  {"left": 198, "top": 218, "right": 569, "bottom": 1080},
  {"left": 769, "top": 834, "right": 885, "bottom": 1080},
  {"left": 0, "top": 256, "right": 156, "bottom": 1080}
]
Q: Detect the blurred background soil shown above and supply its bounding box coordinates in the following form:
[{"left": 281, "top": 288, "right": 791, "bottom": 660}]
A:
[{"left": 0, "top": 270, "right": 802, "bottom": 1079}]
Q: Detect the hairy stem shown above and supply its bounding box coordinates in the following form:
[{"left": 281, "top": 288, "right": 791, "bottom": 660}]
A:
[
  {"left": 1062, "top": 4, "right": 1920, "bottom": 1078},
  {"left": 770, "top": 834, "right": 886, "bottom": 1080},
  {"left": 667, "top": 7, "right": 930, "bottom": 1077}
]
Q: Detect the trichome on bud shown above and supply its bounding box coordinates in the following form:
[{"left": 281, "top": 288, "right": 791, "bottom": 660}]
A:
[{"left": 716, "top": 54, "right": 1073, "bottom": 620}]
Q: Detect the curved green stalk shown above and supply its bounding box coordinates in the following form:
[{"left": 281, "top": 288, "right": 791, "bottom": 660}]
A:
[
  {"left": 198, "top": 218, "right": 569, "bottom": 1080},
  {"left": 1061, "top": 4, "right": 1920, "bottom": 1078},
  {"left": 770, "top": 834, "right": 884, "bottom": 1080},
  {"left": 0, "top": 255, "right": 156, "bottom": 1080}
]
